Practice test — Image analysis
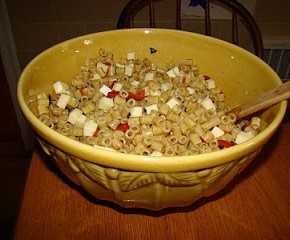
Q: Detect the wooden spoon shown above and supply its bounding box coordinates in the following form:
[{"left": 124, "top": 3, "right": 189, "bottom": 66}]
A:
[{"left": 226, "top": 80, "right": 290, "bottom": 120}]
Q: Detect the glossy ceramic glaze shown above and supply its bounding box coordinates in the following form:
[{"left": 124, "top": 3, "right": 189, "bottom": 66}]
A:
[{"left": 17, "top": 29, "right": 287, "bottom": 210}]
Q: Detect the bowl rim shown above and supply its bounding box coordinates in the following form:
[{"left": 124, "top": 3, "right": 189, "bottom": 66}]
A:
[{"left": 17, "top": 28, "right": 287, "bottom": 172}]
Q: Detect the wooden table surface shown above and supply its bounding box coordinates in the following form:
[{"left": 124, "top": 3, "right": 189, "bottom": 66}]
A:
[{"left": 13, "top": 105, "right": 290, "bottom": 240}]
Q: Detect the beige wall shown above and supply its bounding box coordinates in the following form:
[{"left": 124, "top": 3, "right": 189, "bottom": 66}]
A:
[
  {"left": 6, "top": 0, "right": 290, "bottom": 69},
  {"left": 6, "top": 0, "right": 129, "bottom": 69}
]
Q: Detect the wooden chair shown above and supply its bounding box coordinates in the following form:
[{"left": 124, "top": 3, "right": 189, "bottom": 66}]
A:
[{"left": 117, "top": 0, "right": 264, "bottom": 58}]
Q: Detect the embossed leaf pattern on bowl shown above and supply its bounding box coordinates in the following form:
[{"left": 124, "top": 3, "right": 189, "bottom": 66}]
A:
[{"left": 37, "top": 137, "right": 260, "bottom": 209}]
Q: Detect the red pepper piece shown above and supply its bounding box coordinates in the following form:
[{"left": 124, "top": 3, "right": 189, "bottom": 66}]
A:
[
  {"left": 109, "top": 80, "right": 117, "bottom": 89},
  {"left": 128, "top": 89, "right": 145, "bottom": 101},
  {"left": 217, "top": 140, "right": 235, "bottom": 148},
  {"left": 103, "top": 62, "right": 111, "bottom": 66},
  {"left": 116, "top": 123, "right": 130, "bottom": 132},
  {"left": 181, "top": 76, "right": 186, "bottom": 83},
  {"left": 79, "top": 87, "right": 86, "bottom": 95},
  {"left": 93, "top": 129, "right": 99, "bottom": 137},
  {"left": 204, "top": 75, "right": 211, "bottom": 80},
  {"left": 107, "top": 90, "right": 119, "bottom": 98},
  {"left": 241, "top": 120, "right": 251, "bottom": 131}
]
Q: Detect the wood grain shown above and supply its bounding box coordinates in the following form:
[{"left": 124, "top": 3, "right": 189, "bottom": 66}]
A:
[
  {"left": 227, "top": 81, "right": 290, "bottom": 120},
  {"left": 13, "top": 105, "right": 290, "bottom": 240}
]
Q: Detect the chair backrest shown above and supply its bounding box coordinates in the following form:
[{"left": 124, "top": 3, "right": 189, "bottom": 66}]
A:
[{"left": 117, "top": 0, "right": 264, "bottom": 58}]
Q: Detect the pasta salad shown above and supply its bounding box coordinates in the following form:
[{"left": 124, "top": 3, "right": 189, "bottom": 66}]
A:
[{"left": 27, "top": 49, "right": 261, "bottom": 156}]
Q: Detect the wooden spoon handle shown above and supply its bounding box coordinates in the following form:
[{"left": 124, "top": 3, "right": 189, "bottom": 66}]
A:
[{"left": 226, "top": 81, "right": 290, "bottom": 120}]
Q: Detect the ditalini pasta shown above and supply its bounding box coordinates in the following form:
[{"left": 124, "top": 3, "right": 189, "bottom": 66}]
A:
[{"left": 27, "top": 49, "right": 262, "bottom": 156}]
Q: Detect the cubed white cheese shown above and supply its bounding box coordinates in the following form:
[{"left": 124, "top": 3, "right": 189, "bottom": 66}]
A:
[
  {"left": 211, "top": 126, "right": 225, "bottom": 138},
  {"left": 127, "top": 52, "right": 135, "bottom": 60},
  {"left": 235, "top": 131, "right": 255, "bottom": 144},
  {"left": 124, "top": 65, "right": 134, "bottom": 76},
  {"left": 161, "top": 82, "right": 173, "bottom": 92},
  {"left": 144, "top": 72, "right": 154, "bottom": 81},
  {"left": 99, "top": 85, "right": 112, "bottom": 96},
  {"left": 186, "top": 87, "right": 196, "bottom": 94},
  {"left": 131, "top": 80, "right": 140, "bottom": 86},
  {"left": 112, "top": 82, "right": 123, "bottom": 91},
  {"left": 99, "top": 96, "right": 114, "bottom": 110},
  {"left": 75, "top": 114, "right": 87, "bottom": 128},
  {"left": 145, "top": 104, "right": 158, "bottom": 114},
  {"left": 200, "top": 97, "right": 216, "bottom": 111},
  {"left": 129, "top": 106, "right": 143, "bottom": 117},
  {"left": 172, "top": 66, "right": 180, "bottom": 75},
  {"left": 150, "top": 151, "right": 163, "bottom": 156},
  {"left": 207, "top": 79, "right": 216, "bottom": 89},
  {"left": 53, "top": 81, "right": 69, "bottom": 94},
  {"left": 56, "top": 93, "right": 71, "bottom": 109},
  {"left": 166, "top": 97, "right": 180, "bottom": 109},
  {"left": 150, "top": 90, "right": 161, "bottom": 96},
  {"left": 166, "top": 69, "right": 176, "bottom": 78},
  {"left": 67, "top": 108, "right": 83, "bottom": 125},
  {"left": 83, "top": 119, "right": 98, "bottom": 136},
  {"left": 97, "top": 62, "right": 109, "bottom": 73}
]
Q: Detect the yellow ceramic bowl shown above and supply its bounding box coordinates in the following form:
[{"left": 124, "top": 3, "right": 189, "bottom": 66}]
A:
[{"left": 17, "top": 29, "right": 286, "bottom": 210}]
